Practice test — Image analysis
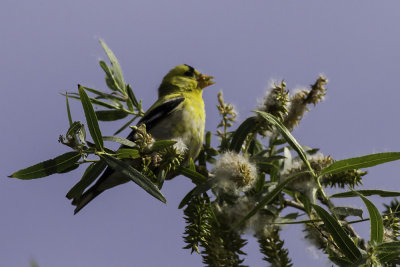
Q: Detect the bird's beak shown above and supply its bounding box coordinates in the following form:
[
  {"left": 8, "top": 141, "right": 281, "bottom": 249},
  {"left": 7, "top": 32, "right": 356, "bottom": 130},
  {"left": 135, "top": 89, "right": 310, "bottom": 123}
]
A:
[{"left": 197, "top": 74, "right": 215, "bottom": 89}]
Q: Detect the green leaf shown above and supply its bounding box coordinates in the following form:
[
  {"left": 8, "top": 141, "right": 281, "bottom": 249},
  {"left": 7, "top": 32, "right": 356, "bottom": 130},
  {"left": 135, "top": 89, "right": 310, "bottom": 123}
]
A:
[
  {"left": 58, "top": 163, "right": 80, "bottom": 173},
  {"left": 320, "top": 152, "right": 400, "bottom": 176},
  {"left": 90, "top": 98, "right": 120, "bottom": 109},
  {"left": 149, "top": 140, "right": 176, "bottom": 152},
  {"left": 329, "top": 256, "right": 355, "bottom": 267},
  {"left": 126, "top": 84, "right": 139, "bottom": 108},
  {"left": 99, "top": 40, "right": 125, "bottom": 93},
  {"left": 66, "top": 160, "right": 107, "bottom": 199},
  {"left": 229, "top": 116, "right": 258, "bottom": 152},
  {"left": 82, "top": 86, "right": 125, "bottom": 101},
  {"left": 188, "top": 158, "right": 196, "bottom": 171},
  {"left": 248, "top": 136, "right": 263, "bottom": 156},
  {"left": 115, "top": 148, "right": 140, "bottom": 159},
  {"left": 376, "top": 241, "right": 400, "bottom": 252},
  {"left": 256, "top": 162, "right": 275, "bottom": 173},
  {"left": 282, "top": 212, "right": 300, "bottom": 220},
  {"left": 178, "top": 179, "right": 217, "bottom": 209},
  {"left": 251, "top": 153, "right": 285, "bottom": 162},
  {"left": 298, "top": 194, "right": 312, "bottom": 214},
  {"left": 255, "top": 111, "right": 314, "bottom": 175},
  {"left": 359, "top": 194, "right": 383, "bottom": 244},
  {"left": 101, "top": 154, "right": 166, "bottom": 203},
  {"left": 376, "top": 252, "right": 400, "bottom": 264},
  {"left": 192, "top": 179, "right": 218, "bottom": 196},
  {"left": 103, "top": 136, "right": 136, "bottom": 147},
  {"left": 95, "top": 110, "right": 128, "bottom": 121},
  {"left": 254, "top": 173, "right": 265, "bottom": 192},
  {"left": 178, "top": 186, "right": 197, "bottom": 209},
  {"left": 177, "top": 166, "right": 207, "bottom": 184},
  {"left": 65, "top": 92, "right": 73, "bottom": 126},
  {"left": 113, "top": 116, "right": 137, "bottom": 135},
  {"left": 9, "top": 152, "right": 81, "bottom": 179},
  {"left": 66, "top": 121, "right": 82, "bottom": 139},
  {"left": 269, "top": 159, "right": 279, "bottom": 182},
  {"left": 63, "top": 93, "right": 119, "bottom": 109},
  {"left": 78, "top": 85, "right": 103, "bottom": 151},
  {"left": 332, "top": 206, "right": 363, "bottom": 219},
  {"left": 99, "top": 60, "right": 120, "bottom": 92},
  {"left": 272, "top": 219, "right": 321, "bottom": 225},
  {"left": 233, "top": 171, "right": 310, "bottom": 229},
  {"left": 205, "top": 131, "right": 211, "bottom": 147},
  {"left": 78, "top": 124, "right": 86, "bottom": 144},
  {"left": 330, "top": 190, "right": 400, "bottom": 198},
  {"left": 312, "top": 204, "right": 362, "bottom": 262},
  {"left": 157, "top": 169, "right": 166, "bottom": 189}
]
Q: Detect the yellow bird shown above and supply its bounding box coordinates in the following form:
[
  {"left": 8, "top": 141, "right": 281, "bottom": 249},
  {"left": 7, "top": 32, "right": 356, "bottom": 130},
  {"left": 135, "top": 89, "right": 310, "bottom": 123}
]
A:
[{"left": 72, "top": 64, "right": 214, "bottom": 213}]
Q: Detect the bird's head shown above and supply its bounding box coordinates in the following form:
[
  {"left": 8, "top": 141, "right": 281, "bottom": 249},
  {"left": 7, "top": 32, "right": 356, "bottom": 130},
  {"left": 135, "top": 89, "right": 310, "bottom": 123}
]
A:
[{"left": 158, "top": 64, "right": 215, "bottom": 97}]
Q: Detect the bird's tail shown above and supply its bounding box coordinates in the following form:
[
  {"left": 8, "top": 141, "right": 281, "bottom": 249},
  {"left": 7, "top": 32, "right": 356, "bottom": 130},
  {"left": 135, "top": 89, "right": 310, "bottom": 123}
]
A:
[
  {"left": 72, "top": 187, "right": 102, "bottom": 214},
  {"left": 70, "top": 167, "right": 129, "bottom": 214}
]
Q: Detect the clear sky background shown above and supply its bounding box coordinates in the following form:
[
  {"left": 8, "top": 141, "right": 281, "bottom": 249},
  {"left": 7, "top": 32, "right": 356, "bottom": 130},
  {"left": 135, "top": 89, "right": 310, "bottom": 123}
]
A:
[{"left": 1, "top": 1, "right": 400, "bottom": 266}]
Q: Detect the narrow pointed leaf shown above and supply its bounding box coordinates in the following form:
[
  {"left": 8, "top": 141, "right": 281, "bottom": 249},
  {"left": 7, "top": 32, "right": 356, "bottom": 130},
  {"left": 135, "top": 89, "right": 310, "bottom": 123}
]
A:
[
  {"left": 95, "top": 110, "right": 128, "bottom": 121},
  {"left": 103, "top": 136, "right": 136, "bottom": 147},
  {"left": 321, "top": 152, "right": 400, "bottom": 176},
  {"left": 254, "top": 173, "right": 265, "bottom": 192},
  {"left": 66, "top": 160, "right": 107, "bottom": 199},
  {"left": 205, "top": 131, "right": 211, "bottom": 147},
  {"left": 229, "top": 116, "right": 258, "bottom": 152},
  {"left": 377, "top": 252, "right": 400, "bottom": 264},
  {"left": 331, "top": 190, "right": 400, "bottom": 198},
  {"left": 101, "top": 154, "right": 166, "bottom": 203},
  {"left": 255, "top": 111, "right": 314, "bottom": 174},
  {"left": 65, "top": 92, "right": 73, "bottom": 126},
  {"left": 178, "top": 178, "right": 217, "bottom": 209},
  {"left": 126, "top": 84, "right": 138, "bottom": 107},
  {"left": 126, "top": 84, "right": 139, "bottom": 108},
  {"left": 256, "top": 162, "right": 275, "bottom": 173},
  {"left": 192, "top": 179, "right": 218, "bottom": 195},
  {"left": 115, "top": 148, "right": 140, "bottom": 159},
  {"left": 233, "top": 171, "right": 310, "bottom": 229},
  {"left": 178, "top": 186, "right": 197, "bottom": 209},
  {"left": 78, "top": 124, "right": 86, "bottom": 144},
  {"left": 82, "top": 86, "right": 125, "bottom": 101},
  {"left": 376, "top": 241, "right": 400, "bottom": 252},
  {"left": 99, "top": 60, "right": 120, "bottom": 92},
  {"left": 177, "top": 166, "right": 207, "bottom": 184},
  {"left": 188, "top": 158, "right": 196, "bottom": 171},
  {"left": 114, "top": 116, "right": 137, "bottom": 135},
  {"left": 89, "top": 98, "right": 119, "bottom": 109},
  {"left": 359, "top": 194, "right": 383, "bottom": 244},
  {"left": 332, "top": 206, "right": 363, "bottom": 219},
  {"left": 58, "top": 164, "right": 80, "bottom": 173},
  {"left": 329, "top": 256, "right": 355, "bottom": 266},
  {"left": 248, "top": 136, "right": 263, "bottom": 156},
  {"left": 78, "top": 85, "right": 103, "bottom": 151},
  {"left": 99, "top": 40, "right": 125, "bottom": 92},
  {"left": 66, "top": 121, "right": 82, "bottom": 139},
  {"left": 62, "top": 93, "right": 119, "bottom": 109},
  {"left": 9, "top": 152, "right": 81, "bottom": 179},
  {"left": 149, "top": 140, "right": 176, "bottom": 152},
  {"left": 312, "top": 204, "right": 362, "bottom": 262}
]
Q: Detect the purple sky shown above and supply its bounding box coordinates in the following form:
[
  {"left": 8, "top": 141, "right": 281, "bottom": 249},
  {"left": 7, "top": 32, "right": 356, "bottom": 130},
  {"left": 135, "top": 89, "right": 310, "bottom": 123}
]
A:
[{"left": 2, "top": 1, "right": 400, "bottom": 266}]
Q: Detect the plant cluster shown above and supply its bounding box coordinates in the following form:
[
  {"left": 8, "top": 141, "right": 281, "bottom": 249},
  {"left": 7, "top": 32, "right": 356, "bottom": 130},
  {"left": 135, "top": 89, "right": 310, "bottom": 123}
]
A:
[{"left": 10, "top": 42, "right": 400, "bottom": 266}]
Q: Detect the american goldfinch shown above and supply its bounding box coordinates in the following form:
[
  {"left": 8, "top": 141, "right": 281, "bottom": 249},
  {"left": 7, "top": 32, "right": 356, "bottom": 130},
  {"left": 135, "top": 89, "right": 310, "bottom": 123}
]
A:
[{"left": 72, "top": 64, "right": 214, "bottom": 213}]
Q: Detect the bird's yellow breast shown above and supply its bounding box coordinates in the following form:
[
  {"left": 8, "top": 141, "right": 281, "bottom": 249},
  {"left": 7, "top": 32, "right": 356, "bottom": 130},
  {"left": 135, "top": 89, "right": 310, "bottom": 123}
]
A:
[{"left": 149, "top": 91, "right": 205, "bottom": 161}]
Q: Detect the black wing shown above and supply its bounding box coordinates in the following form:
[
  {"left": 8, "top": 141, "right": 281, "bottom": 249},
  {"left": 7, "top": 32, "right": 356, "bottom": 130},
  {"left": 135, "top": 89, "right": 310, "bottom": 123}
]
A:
[{"left": 126, "top": 97, "right": 185, "bottom": 141}]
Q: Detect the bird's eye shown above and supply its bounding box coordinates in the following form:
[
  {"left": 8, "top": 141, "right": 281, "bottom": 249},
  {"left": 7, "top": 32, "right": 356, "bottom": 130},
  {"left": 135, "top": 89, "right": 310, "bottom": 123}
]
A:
[
  {"left": 183, "top": 71, "right": 194, "bottom": 77},
  {"left": 183, "top": 64, "right": 195, "bottom": 77}
]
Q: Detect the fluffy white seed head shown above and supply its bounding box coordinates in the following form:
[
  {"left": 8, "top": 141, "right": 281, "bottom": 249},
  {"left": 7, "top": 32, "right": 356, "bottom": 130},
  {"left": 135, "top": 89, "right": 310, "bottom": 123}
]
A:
[
  {"left": 172, "top": 138, "right": 188, "bottom": 155},
  {"left": 212, "top": 151, "right": 258, "bottom": 194}
]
